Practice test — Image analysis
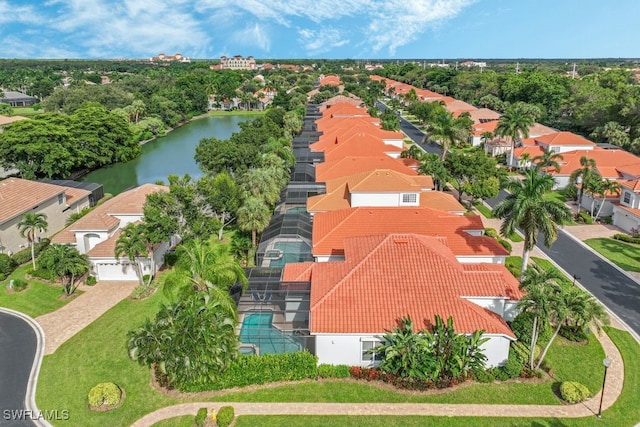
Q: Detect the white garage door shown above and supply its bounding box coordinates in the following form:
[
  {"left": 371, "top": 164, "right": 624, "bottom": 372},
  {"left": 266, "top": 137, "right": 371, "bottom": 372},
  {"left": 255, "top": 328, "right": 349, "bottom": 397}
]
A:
[
  {"left": 614, "top": 212, "right": 640, "bottom": 234},
  {"left": 96, "top": 262, "right": 138, "bottom": 281}
]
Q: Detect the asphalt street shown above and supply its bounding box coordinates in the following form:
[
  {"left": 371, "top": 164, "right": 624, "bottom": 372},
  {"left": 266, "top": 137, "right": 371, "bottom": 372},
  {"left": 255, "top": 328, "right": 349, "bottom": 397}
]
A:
[
  {"left": 0, "top": 312, "right": 37, "bottom": 427},
  {"left": 385, "top": 101, "right": 640, "bottom": 338}
]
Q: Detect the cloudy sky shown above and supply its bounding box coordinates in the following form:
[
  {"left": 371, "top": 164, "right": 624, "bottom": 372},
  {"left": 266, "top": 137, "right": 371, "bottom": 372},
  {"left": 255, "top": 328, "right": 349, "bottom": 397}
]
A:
[{"left": 1, "top": 0, "right": 638, "bottom": 59}]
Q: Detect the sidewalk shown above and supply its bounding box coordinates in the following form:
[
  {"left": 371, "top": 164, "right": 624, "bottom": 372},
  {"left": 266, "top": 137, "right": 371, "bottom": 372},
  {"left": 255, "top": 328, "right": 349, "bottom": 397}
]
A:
[
  {"left": 36, "top": 281, "right": 136, "bottom": 355},
  {"left": 130, "top": 327, "right": 623, "bottom": 426}
]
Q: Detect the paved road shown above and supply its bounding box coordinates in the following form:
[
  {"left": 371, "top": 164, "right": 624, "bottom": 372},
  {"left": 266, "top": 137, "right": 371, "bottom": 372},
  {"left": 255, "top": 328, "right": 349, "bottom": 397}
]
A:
[
  {"left": 0, "top": 312, "right": 36, "bottom": 427},
  {"left": 383, "top": 101, "right": 640, "bottom": 338}
]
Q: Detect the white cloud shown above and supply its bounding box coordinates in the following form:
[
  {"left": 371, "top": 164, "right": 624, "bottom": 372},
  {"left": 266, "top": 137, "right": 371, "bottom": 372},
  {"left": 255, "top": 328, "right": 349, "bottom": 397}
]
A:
[
  {"left": 298, "top": 28, "right": 349, "bottom": 56},
  {"left": 0, "top": 35, "right": 78, "bottom": 59},
  {"left": 230, "top": 23, "right": 271, "bottom": 52},
  {"left": 0, "top": 1, "right": 44, "bottom": 25}
]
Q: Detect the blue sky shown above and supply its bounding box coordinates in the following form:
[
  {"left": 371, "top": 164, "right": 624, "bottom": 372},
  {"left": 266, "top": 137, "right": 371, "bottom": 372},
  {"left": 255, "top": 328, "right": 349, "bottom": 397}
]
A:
[{"left": 0, "top": 0, "right": 638, "bottom": 60}]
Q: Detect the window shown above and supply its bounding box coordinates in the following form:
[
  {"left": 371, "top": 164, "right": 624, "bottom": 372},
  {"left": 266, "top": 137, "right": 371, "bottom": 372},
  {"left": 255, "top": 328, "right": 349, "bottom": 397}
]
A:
[
  {"left": 58, "top": 193, "right": 64, "bottom": 204},
  {"left": 361, "top": 339, "right": 383, "bottom": 364},
  {"left": 623, "top": 191, "right": 631, "bottom": 204},
  {"left": 550, "top": 146, "right": 561, "bottom": 153},
  {"left": 401, "top": 193, "right": 417, "bottom": 204}
]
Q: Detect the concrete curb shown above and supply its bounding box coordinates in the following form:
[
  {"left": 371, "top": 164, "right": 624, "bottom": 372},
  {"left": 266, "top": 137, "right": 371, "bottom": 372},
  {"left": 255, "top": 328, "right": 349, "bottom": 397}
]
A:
[{"left": 0, "top": 308, "right": 52, "bottom": 427}]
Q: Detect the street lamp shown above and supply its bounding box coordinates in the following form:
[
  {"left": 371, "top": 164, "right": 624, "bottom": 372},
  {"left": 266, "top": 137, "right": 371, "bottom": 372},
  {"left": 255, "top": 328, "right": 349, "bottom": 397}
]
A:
[
  {"left": 597, "top": 357, "right": 612, "bottom": 418},
  {"left": 572, "top": 274, "right": 581, "bottom": 286}
]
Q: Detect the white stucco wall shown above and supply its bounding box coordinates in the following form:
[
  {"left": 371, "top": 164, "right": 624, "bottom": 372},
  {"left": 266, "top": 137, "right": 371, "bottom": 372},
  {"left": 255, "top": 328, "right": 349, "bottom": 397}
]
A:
[
  {"left": 580, "top": 194, "right": 616, "bottom": 218},
  {"left": 553, "top": 175, "right": 571, "bottom": 190},
  {"left": 75, "top": 231, "right": 110, "bottom": 254},
  {"left": 381, "top": 138, "right": 404, "bottom": 148},
  {"left": 503, "top": 301, "right": 520, "bottom": 322},
  {"left": 350, "top": 192, "right": 420, "bottom": 207},
  {"left": 456, "top": 255, "right": 506, "bottom": 265},
  {"left": 112, "top": 214, "right": 144, "bottom": 228},
  {"left": 480, "top": 335, "right": 513, "bottom": 367},
  {"left": 463, "top": 296, "right": 506, "bottom": 317},
  {"left": 612, "top": 205, "right": 640, "bottom": 234},
  {"left": 315, "top": 255, "right": 345, "bottom": 263}
]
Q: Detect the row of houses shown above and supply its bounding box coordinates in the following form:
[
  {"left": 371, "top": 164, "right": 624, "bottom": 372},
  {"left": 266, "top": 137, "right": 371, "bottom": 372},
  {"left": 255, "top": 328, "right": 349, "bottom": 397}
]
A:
[
  {"left": 373, "top": 75, "right": 640, "bottom": 234},
  {"left": 250, "top": 96, "right": 524, "bottom": 368}
]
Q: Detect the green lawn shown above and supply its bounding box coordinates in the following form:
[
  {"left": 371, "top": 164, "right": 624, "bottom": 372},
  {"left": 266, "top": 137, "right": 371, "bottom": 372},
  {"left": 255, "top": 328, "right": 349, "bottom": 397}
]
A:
[
  {"left": 473, "top": 201, "right": 494, "bottom": 218},
  {"left": 11, "top": 106, "right": 44, "bottom": 117},
  {"left": 531, "top": 257, "right": 575, "bottom": 289},
  {"left": 584, "top": 238, "right": 640, "bottom": 272},
  {"left": 0, "top": 264, "right": 78, "bottom": 317},
  {"left": 151, "top": 416, "right": 194, "bottom": 427}
]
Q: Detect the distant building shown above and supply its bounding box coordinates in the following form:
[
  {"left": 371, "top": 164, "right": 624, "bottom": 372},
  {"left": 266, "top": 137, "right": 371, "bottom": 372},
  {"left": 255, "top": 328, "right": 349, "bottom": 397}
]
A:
[
  {"left": 219, "top": 55, "right": 256, "bottom": 70},
  {"left": 149, "top": 53, "right": 191, "bottom": 63},
  {"left": 0, "top": 90, "right": 38, "bottom": 107}
]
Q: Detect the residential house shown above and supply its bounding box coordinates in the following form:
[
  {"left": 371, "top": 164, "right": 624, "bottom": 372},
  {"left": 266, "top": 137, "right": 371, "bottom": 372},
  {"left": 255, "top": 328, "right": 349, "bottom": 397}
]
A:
[
  {"left": 613, "top": 178, "right": 640, "bottom": 233},
  {"left": 219, "top": 55, "right": 256, "bottom": 70},
  {"left": 484, "top": 123, "right": 557, "bottom": 157},
  {"left": 282, "top": 233, "right": 522, "bottom": 368},
  {"left": 311, "top": 126, "right": 405, "bottom": 151},
  {"left": 315, "top": 156, "right": 418, "bottom": 182},
  {"left": 0, "top": 178, "right": 91, "bottom": 255},
  {"left": 149, "top": 53, "right": 191, "bottom": 63},
  {"left": 51, "top": 184, "right": 173, "bottom": 281},
  {"left": 318, "top": 75, "right": 341, "bottom": 87},
  {"left": 0, "top": 90, "right": 38, "bottom": 107},
  {"left": 311, "top": 207, "right": 508, "bottom": 263}
]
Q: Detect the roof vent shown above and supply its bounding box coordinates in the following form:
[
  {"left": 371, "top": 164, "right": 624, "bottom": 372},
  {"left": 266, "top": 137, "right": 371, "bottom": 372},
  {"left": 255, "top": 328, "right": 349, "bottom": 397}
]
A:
[{"left": 393, "top": 238, "right": 409, "bottom": 244}]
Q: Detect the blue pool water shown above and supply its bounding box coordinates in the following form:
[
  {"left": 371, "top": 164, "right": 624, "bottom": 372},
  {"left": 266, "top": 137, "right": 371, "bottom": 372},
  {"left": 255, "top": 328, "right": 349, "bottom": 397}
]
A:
[
  {"left": 239, "top": 312, "right": 302, "bottom": 354},
  {"left": 268, "top": 241, "right": 311, "bottom": 267}
]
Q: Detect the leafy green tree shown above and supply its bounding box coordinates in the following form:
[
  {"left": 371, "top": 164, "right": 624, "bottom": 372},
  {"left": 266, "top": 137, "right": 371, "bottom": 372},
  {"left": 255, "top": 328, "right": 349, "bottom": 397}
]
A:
[
  {"left": 495, "top": 102, "right": 537, "bottom": 168},
  {"left": 38, "top": 244, "right": 90, "bottom": 296},
  {"left": 594, "top": 179, "right": 620, "bottom": 221},
  {"left": 400, "top": 144, "right": 425, "bottom": 161},
  {"left": 17, "top": 213, "right": 48, "bottom": 270},
  {"left": 518, "top": 265, "right": 562, "bottom": 368},
  {"left": 198, "top": 173, "right": 241, "bottom": 241},
  {"left": 230, "top": 234, "right": 253, "bottom": 266},
  {"left": 128, "top": 291, "right": 239, "bottom": 390},
  {"left": 237, "top": 197, "right": 271, "bottom": 245},
  {"left": 492, "top": 169, "right": 572, "bottom": 280},
  {"left": 114, "top": 222, "right": 157, "bottom": 287},
  {"left": 0, "top": 102, "right": 13, "bottom": 115},
  {"left": 195, "top": 137, "right": 260, "bottom": 175},
  {"left": 418, "top": 153, "right": 448, "bottom": 191},
  {"left": 444, "top": 149, "right": 504, "bottom": 203},
  {"left": 533, "top": 147, "right": 563, "bottom": 174},
  {"left": 380, "top": 109, "right": 400, "bottom": 131},
  {"left": 425, "top": 108, "right": 473, "bottom": 160}
]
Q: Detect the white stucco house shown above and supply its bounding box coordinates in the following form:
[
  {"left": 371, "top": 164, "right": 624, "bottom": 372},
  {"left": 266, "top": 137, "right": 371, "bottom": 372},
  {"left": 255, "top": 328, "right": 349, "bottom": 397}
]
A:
[
  {"left": 612, "top": 179, "right": 640, "bottom": 233},
  {"left": 282, "top": 233, "right": 522, "bottom": 368},
  {"left": 311, "top": 207, "right": 508, "bottom": 263},
  {"left": 52, "top": 183, "right": 174, "bottom": 281}
]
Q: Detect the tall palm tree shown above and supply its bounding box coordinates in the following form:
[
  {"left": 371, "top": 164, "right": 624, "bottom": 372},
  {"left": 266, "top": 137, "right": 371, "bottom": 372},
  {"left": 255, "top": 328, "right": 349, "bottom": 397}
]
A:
[
  {"left": 480, "top": 131, "right": 494, "bottom": 148},
  {"left": 492, "top": 169, "right": 573, "bottom": 280},
  {"left": 568, "top": 156, "right": 597, "bottom": 215},
  {"left": 594, "top": 179, "right": 620, "bottom": 221},
  {"left": 237, "top": 197, "right": 272, "bottom": 246},
  {"left": 400, "top": 144, "right": 425, "bottom": 161},
  {"left": 426, "top": 109, "right": 473, "bottom": 160},
  {"left": 533, "top": 147, "right": 564, "bottom": 174},
  {"left": 115, "top": 223, "right": 151, "bottom": 287},
  {"left": 495, "top": 103, "right": 536, "bottom": 169},
  {"left": 518, "top": 265, "right": 562, "bottom": 368},
  {"left": 418, "top": 153, "right": 448, "bottom": 191},
  {"left": 38, "top": 244, "right": 89, "bottom": 295},
  {"left": 17, "top": 212, "right": 48, "bottom": 270}
]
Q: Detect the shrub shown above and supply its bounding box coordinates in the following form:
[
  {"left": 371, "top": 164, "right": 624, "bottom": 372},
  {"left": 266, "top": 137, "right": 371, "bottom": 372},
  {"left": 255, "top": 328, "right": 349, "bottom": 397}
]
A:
[
  {"left": 317, "top": 364, "right": 351, "bottom": 378},
  {"left": 576, "top": 210, "right": 593, "bottom": 224},
  {"left": 217, "top": 406, "right": 235, "bottom": 427},
  {"left": 601, "top": 216, "right": 613, "bottom": 225},
  {"left": 11, "top": 238, "right": 50, "bottom": 266},
  {"left": 194, "top": 408, "right": 208, "bottom": 427},
  {"left": 164, "top": 251, "right": 178, "bottom": 266},
  {"left": 497, "top": 237, "right": 512, "bottom": 253},
  {"left": 86, "top": 276, "right": 97, "bottom": 286},
  {"left": 559, "top": 381, "right": 591, "bottom": 403},
  {"left": 8, "top": 278, "right": 28, "bottom": 292},
  {"left": 613, "top": 233, "right": 640, "bottom": 245},
  {"left": 511, "top": 341, "right": 530, "bottom": 365},
  {"left": 29, "top": 267, "right": 56, "bottom": 281},
  {"left": 183, "top": 351, "right": 318, "bottom": 392},
  {"left": 0, "top": 253, "right": 17, "bottom": 277},
  {"left": 473, "top": 369, "right": 495, "bottom": 383},
  {"left": 87, "top": 382, "right": 121, "bottom": 407},
  {"left": 502, "top": 351, "right": 525, "bottom": 379},
  {"left": 510, "top": 311, "right": 553, "bottom": 345},
  {"left": 559, "top": 325, "right": 588, "bottom": 342}
]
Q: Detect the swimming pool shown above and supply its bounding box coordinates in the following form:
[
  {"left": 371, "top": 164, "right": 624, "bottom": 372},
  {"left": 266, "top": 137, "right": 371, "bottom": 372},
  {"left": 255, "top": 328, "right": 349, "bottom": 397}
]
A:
[
  {"left": 268, "top": 241, "right": 311, "bottom": 267},
  {"left": 239, "top": 311, "right": 303, "bottom": 354}
]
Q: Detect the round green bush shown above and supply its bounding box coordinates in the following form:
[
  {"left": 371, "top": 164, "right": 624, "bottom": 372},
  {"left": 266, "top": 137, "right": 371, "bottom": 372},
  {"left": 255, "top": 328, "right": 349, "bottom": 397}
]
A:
[
  {"left": 216, "top": 406, "right": 235, "bottom": 427},
  {"left": 8, "top": 278, "right": 28, "bottom": 292},
  {"left": 559, "top": 381, "right": 591, "bottom": 403},
  {"left": 86, "top": 276, "right": 97, "bottom": 286},
  {"left": 0, "top": 253, "right": 17, "bottom": 276},
  {"left": 87, "top": 382, "right": 121, "bottom": 408},
  {"left": 510, "top": 311, "right": 553, "bottom": 345}
]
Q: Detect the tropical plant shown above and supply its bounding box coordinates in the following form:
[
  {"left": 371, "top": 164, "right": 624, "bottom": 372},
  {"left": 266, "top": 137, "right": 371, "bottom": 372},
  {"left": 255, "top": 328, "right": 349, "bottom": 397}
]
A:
[
  {"left": 230, "top": 234, "right": 253, "bottom": 266},
  {"left": 425, "top": 107, "right": 473, "bottom": 160},
  {"left": 38, "top": 244, "right": 90, "bottom": 295},
  {"left": 17, "top": 212, "right": 48, "bottom": 270},
  {"left": 494, "top": 102, "right": 537, "bottom": 169},
  {"left": 518, "top": 265, "right": 563, "bottom": 368},
  {"left": 594, "top": 179, "right": 620, "bottom": 221},
  {"left": 492, "top": 169, "right": 572, "bottom": 280},
  {"left": 237, "top": 197, "right": 271, "bottom": 245},
  {"left": 400, "top": 144, "right": 424, "bottom": 161},
  {"left": 480, "top": 131, "right": 494, "bottom": 147},
  {"left": 114, "top": 223, "right": 155, "bottom": 287},
  {"left": 418, "top": 153, "right": 448, "bottom": 191},
  {"left": 568, "top": 156, "right": 597, "bottom": 215},
  {"left": 533, "top": 147, "right": 564, "bottom": 174},
  {"left": 128, "top": 291, "right": 239, "bottom": 390}
]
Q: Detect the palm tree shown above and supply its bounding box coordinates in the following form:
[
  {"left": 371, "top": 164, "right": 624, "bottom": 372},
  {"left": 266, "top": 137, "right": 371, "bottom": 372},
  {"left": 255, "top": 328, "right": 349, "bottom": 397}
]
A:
[
  {"left": 495, "top": 103, "right": 536, "bottom": 169},
  {"left": 518, "top": 265, "right": 562, "bottom": 368},
  {"left": 535, "top": 287, "right": 609, "bottom": 369},
  {"left": 594, "top": 179, "right": 620, "bottom": 221},
  {"left": 480, "top": 131, "right": 494, "bottom": 148},
  {"left": 418, "top": 153, "right": 448, "bottom": 191},
  {"left": 38, "top": 244, "right": 90, "bottom": 295},
  {"left": 518, "top": 152, "right": 531, "bottom": 171},
  {"left": 492, "top": 169, "right": 573, "bottom": 280},
  {"left": 230, "top": 234, "right": 253, "bottom": 266},
  {"left": 426, "top": 109, "right": 473, "bottom": 160},
  {"left": 568, "top": 156, "right": 597, "bottom": 215},
  {"left": 17, "top": 213, "right": 48, "bottom": 270},
  {"left": 115, "top": 223, "right": 151, "bottom": 287},
  {"left": 400, "top": 144, "right": 425, "bottom": 161},
  {"left": 533, "top": 147, "right": 564, "bottom": 174},
  {"left": 237, "top": 197, "right": 271, "bottom": 246}
]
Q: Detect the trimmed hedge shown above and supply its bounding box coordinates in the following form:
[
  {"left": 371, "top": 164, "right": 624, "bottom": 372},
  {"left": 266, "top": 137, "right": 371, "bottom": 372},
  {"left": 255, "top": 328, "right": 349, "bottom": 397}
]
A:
[
  {"left": 194, "top": 408, "right": 208, "bottom": 427},
  {"left": 87, "top": 382, "right": 121, "bottom": 407},
  {"left": 182, "top": 351, "right": 318, "bottom": 392},
  {"left": 510, "top": 311, "right": 552, "bottom": 345},
  {"left": 613, "top": 233, "right": 640, "bottom": 245},
  {"left": 29, "top": 267, "right": 56, "bottom": 281},
  {"left": 576, "top": 210, "right": 593, "bottom": 224},
  {"left": 0, "top": 253, "right": 17, "bottom": 280},
  {"left": 11, "top": 238, "right": 50, "bottom": 266},
  {"left": 559, "top": 381, "right": 591, "bottom": 403},
  {"left": 217, "top": 406, "right": 235, "bottom": 427},
  {"left": 317, "top": 364, "right": 351, "bottom": 379},
  {"left": 484, "top": 228, "right": 512, "bottom": 253}
]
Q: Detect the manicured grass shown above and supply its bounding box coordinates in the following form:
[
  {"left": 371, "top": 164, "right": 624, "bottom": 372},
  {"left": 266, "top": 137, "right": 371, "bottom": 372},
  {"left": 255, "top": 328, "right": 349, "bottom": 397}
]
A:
[
  {"left": 473, "top": 201, "right": 494, "bottom": 218},
  {"left": 209, "top": 110, "right": 265, "bottom": 116},
  {"left": 37, "top": 288, "right": 178, "bottom": 427},
  {"left": 544, "top": 334, "right": 605, "bottom": 395},
  {"left": 508, "top": 232, "right": 523, "bottom": 242},
  {"left": 11, "top": 106, "right": 44, "bottom": 117},
  {"left": 151, "top": 416, "right": 194, "bottom": 427},
  {"left": 532, "top": 257, "right": 575, "bottom": 288},
  {"left": 0, "top": 264, "right": 77, "bottom": 317},
  {"left": 584, "top": 238, "right": 640, "bottom": 272}
]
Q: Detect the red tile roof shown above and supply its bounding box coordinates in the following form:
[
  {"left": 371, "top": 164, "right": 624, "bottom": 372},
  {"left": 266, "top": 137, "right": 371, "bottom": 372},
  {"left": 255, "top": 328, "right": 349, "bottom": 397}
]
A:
[
  {"left": 530, "top": 131, "right": 596, "bottom": 147},
  {"left": 315, "top": 156, "right": 417, "bottom": 182},
  {"left": 319, "top": 75, "right": 341, "bottom": 86},
  {"left": 312, "top": 207, "right": 507, "bottom": 258},
  {"left": 547, "top": 149, "right": 640, "bottom": 178},
  {"left": 312, "top": 126, "right": 404, "bottom": 151},
  {"left": 322, "top": 138, "right": 401, "bottom": 162},
  {"left": 283, "top": 234, "right": 520, "bottom": 335},
  {"left": 316, "top": 116, "right": 381, "bottom": 132},
  {"left": 0, "top": 178, "right": 65, "bottom": 224}
]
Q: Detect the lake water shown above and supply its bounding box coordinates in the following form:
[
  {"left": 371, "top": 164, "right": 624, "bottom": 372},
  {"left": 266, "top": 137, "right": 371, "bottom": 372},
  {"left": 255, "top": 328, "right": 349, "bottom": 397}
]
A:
[{"left": 81, "top": 115, "right": 246, "bottom": 195}]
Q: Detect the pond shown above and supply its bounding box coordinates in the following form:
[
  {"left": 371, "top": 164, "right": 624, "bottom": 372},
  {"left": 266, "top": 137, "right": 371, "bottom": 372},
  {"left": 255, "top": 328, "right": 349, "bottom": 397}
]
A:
[{"left": 81, "top": 115, "right": 247, "bottom": 195}]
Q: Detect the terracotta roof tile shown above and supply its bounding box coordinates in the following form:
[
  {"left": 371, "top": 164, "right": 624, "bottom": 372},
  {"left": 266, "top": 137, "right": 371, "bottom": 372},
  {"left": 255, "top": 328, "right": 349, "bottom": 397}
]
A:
[
  {"left": 418, "top": 191, "right": 466, "bottom": 212},
  {"left": 532, "top": 131, "right": 596, "bottom": 147},
  {"left": 315, "top": 156, "right": 417, "bottom": 182},
  {"left": 288, "top": 234, "right": 520, "bottom": 335},
  {"left": 87, "top": 229, "right": 122, "bottom": 257},
  {"left": 312, "top": 207, "right": 506, "bottom": 258},
  {"left": 0, "top": 178, "right": 66, "bottom": 224}
]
